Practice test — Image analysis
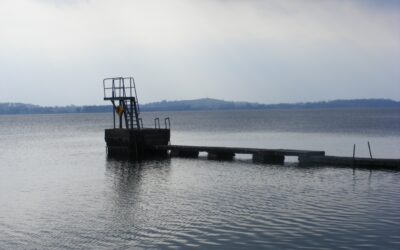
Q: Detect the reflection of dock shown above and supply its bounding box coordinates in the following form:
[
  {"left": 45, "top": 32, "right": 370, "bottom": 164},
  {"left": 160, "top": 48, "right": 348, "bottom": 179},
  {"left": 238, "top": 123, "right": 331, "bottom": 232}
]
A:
[{"left": 153, "top": 145, "right": 400, "bottom": 170}]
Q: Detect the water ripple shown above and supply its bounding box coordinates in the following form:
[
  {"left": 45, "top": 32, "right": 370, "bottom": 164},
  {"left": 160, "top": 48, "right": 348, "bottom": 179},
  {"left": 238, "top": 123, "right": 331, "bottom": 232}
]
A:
[{"left": 1, "top": 147, "right": 400, "bottom": 249}]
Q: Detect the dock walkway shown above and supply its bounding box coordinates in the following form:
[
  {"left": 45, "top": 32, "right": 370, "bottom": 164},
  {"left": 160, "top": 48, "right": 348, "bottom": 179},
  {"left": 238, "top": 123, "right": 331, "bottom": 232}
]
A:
[
  {"left": 299, "top": 155, "right": 400, "bottom": 170},
  {"left": 153, "top": 144, "right": 400, "bottom": 169},
  {"left": 153, "top": 145, "right": 325, "bottom": 164}
]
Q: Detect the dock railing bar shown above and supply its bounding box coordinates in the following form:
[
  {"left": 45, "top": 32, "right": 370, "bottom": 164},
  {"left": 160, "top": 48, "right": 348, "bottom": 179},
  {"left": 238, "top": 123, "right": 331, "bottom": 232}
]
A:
[
  {"left": 164, "top": 117, "right": 171, "bottom": 129},
  {"left": 368, "top": 141, "right": 373, "bottom": 159},
  {"left": 154, "top": 118, "right": 160, "bottom": 129},
  {"left": 139, "top": 120, "right": 171, "bottom": 129}
]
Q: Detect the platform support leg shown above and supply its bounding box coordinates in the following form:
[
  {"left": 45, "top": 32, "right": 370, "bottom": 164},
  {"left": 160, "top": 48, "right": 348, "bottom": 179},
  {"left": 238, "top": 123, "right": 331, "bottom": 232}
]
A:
[
  {"left": 252, "top": 152, "right": 284, "bottom": 165},
  {"left": 171, "top": 150, "right": 199, "bottom": 158},
  {"left": 207, "top": 152, "right": 235, "bottom": 161}
]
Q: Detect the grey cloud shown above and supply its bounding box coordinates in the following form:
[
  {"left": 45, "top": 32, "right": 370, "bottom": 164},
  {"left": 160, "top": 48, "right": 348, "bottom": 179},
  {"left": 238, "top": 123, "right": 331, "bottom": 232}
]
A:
[{"left": 0, "top": 0, "right": 399, "bottom": 105}]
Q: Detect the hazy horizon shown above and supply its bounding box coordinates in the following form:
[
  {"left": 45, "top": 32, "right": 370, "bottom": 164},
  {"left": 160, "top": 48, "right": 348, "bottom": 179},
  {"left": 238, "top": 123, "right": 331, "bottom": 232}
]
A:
[
  {"left": 1, "top": 0, "right": 399, "bottom": 106},
  {"left": 2, "top": 97, "right": 400, "bottom": 109}
]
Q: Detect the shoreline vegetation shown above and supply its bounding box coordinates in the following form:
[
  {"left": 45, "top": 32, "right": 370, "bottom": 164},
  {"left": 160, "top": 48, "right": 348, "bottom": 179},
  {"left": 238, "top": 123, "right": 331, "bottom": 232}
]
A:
[{"left": 1, "top": 98, "right": 399, "bottom": 115}]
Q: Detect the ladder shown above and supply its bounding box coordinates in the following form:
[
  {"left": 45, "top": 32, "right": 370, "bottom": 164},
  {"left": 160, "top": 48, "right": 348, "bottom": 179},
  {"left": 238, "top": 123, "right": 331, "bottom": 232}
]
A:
[{"left": 103, "top": 77, "right": 141, "bottom": 129}]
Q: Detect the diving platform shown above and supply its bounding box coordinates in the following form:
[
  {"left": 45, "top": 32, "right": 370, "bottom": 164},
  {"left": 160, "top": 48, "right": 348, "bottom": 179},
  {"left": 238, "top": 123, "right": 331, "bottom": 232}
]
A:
[{"left": 103, "top": 77, "right": 171, "bottom": 160}]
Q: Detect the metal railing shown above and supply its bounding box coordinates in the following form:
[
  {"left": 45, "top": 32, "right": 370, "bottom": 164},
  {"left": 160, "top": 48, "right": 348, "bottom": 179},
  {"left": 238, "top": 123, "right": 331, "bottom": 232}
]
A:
[
  {"left": 164, "top": 117, "right": 171, "bottom": 129},
  {"left": 137, "top": 117, "right": 171, "bottom": 129},
  {"left": 103, "top": 77, "right": 140, "bottom": 113},
  {"left": 154, "top": 118, "right": 160, "bottom": 129},
  {"left": 103, "top": 77, "right": 172, "bottom": 131}
]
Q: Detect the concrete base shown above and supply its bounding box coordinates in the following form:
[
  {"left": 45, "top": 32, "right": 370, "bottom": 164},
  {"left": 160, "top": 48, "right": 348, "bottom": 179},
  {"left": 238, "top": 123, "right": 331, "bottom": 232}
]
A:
[
  {"left": 252, "top": 152, "right": 285, "bottom": 165},
  {"left": 105, "top": 128, "right": 170, "bottom": 160},
  {"left": 207, "top": 151, "right": 235, "bottom": 161}
]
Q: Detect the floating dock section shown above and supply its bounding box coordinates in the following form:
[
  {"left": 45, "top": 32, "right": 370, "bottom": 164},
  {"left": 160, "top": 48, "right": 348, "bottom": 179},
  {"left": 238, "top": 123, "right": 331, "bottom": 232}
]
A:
[
  {"left": 153, "top": 145, "right": 400, "bottom": 170},
  {"left": 299, "top": 155, "right": 400, "bottom": 170}
]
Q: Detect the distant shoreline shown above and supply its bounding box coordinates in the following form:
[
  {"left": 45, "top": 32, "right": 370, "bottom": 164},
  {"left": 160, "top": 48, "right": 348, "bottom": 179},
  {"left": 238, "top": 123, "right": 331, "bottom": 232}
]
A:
[{"left": 1, "top": 98, "right": 399, "bottom": 115}]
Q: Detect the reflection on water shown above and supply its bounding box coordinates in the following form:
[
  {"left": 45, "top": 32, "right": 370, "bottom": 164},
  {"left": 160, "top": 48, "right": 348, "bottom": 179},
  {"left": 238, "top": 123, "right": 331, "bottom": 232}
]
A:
[
  {"left": 99, "top": 158, "right": 400, "bottom": 249},
  {"left": 105, "top": 159, "right": 172, "bottom": 219}
]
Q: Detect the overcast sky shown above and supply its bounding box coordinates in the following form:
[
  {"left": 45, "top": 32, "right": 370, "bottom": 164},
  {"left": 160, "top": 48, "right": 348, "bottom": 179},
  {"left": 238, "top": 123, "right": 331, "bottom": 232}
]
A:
[{"left": 0, "top": 0, "right": 399, "bottom": 106}]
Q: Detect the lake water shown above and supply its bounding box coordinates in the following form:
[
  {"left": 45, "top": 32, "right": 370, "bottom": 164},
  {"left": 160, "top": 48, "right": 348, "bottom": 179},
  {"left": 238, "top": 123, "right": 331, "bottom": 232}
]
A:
[{"left": 0, "top": 109, "right": 399, "bottom": 249}]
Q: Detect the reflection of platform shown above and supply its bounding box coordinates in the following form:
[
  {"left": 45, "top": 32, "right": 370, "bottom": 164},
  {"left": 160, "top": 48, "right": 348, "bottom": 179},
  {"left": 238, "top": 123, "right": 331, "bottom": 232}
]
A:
[{"left": 105, "top": 128, "right": 170, "bottom": 159}]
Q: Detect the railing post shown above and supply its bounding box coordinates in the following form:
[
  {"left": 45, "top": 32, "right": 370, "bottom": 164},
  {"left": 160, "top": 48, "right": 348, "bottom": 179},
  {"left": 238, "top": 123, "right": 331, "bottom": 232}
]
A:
[
  {"left": 154, "top": 118, "right": 160, "bottom": 129},
  {"left": 368, "top": 141, "right": 373, "bottom": 159},
  {"left": 139, "top": 118, "right": 143, "bottom": 128},
  {"left": 164, "top": 117, "right": 170, "bottom": 129}
]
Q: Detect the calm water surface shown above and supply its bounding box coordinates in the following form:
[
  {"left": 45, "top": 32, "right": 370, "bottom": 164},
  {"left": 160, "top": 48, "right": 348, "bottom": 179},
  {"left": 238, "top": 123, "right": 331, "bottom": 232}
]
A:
[{"left": 0, "top": 109, "right": 399, "bottom": 249}]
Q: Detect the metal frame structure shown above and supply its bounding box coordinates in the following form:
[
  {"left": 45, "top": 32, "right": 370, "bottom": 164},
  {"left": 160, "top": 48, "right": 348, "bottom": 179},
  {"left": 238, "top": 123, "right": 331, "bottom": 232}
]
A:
[{"left": 103, "top": 77, "right": 141, "bottom": 129}]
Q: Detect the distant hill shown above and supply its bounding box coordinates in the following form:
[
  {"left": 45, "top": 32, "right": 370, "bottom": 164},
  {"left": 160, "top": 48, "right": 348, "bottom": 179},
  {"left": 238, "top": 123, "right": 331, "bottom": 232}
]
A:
[
  {"left": 260, "top": 99, "right": 400, "bottom": 110},
  {"left": 0, "top": 98, "right": 399, "bottom": 115},
  {"left": 143, "top": 98, "right": 267, "bottom": 111},
  {"left": 142, "top": 98, "right": 400, "bottom": 111}
]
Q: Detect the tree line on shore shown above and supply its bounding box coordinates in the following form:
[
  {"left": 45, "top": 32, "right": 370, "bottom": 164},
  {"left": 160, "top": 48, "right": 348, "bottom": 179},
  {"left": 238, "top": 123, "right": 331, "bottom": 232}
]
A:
[{"left": 1, "top": 98, "right": 399, "bottom": 115}]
